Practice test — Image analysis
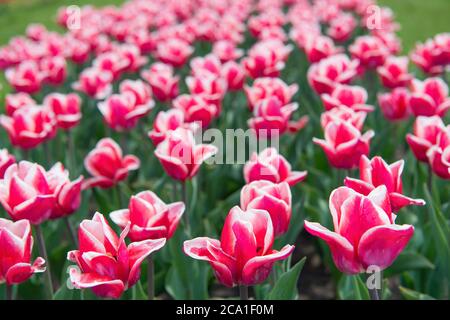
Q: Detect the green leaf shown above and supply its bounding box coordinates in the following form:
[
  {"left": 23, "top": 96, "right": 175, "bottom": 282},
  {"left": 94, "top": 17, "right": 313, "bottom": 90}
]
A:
[
  {"left": 267, "top": 257, "right": 306, "bottom": 300},
  {"left": 53, "top": 284, "right": 81, "bottom": 300},
  {"left": 338, "top": 275, "right": 370, "bottom": 300},
  {"left": 132, "top": 281, "right": 148, "bottom": 300},
  {"left": 399, "top": 286, "right": 436, "bottom": 300},
  {"left": 352, "top": 275, "right": 370, "bottom": 300},
  {"left": 384, "top": 252, "right": 434, "bottom": 277}
]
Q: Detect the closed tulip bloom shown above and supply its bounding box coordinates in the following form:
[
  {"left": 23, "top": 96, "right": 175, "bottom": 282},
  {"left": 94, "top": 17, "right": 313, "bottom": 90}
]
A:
[
  {"left": 377, "top": 56, "right": 413, "bottom": 89},
  {"left": 83, "top": 138, "right": 140, "bottom": 189},
  {"left": 409, "top": 78, "right": 450, "bottom": 117},
  {"left": 156, "top": 38, "right": 193, "bottom": 68},
  {"left": 321, "top": 85, "right": 374, "bottom": 112},
  {"left": 5, "top": 93, "right": 36, "bottom": 116},
  {"left": 110, "top": 190, "right": 185, "bottom": 242},
  {"left": 427, "top": 130, "right": 450, "bottom": 179},
  {"left": 98, "top": 91, "right": 153, "bottom": 131},
  {"left": 0, "top": 161, "right": 55, "bottom": 224},
  {"left": 44, "top": 93, "right": 82, "bottom": 130},
  {"left": 248, "top": 97, "right": 307, "bottom": 137},
  {"left": 184, "top": 206, "right": 295, "bottom": 287},
  {"left": 73, "top": 67, "right": 113, "bottom": 100},
  {"left": 244, "top": 77, "right": 298, "bottom": 112},
  {"left": 327, "top": 13, "right": 357, "bottom": 43},
  {"left": 154, "top": 127, "right": 218, "bottom": 181},
  {"left": 349, "top": 35, "right": 390, "bottom": 69},
  {"left": 313, "top": 121, "right": 375, "bottom": 169},
  {"left": 0, "top": 149, "right": 15, "bottom": 179},
  {"left": 411, "top": 40, "right": 445, "bottom": 76},
  {"left": 305, "top": 186, "right": 414, "bottom": 274},
  {"left": 212, "top": 40, "right": 244, "bottom": 62},
  {"left": 40, "top": 56, "right": 67, "bottom": 86},
  {"left": 304, "top": 35, "right": 341, "bottom": 63},
  {"left": 345, "top": 156, "right": 425, "bottom": 212},
  {"left": 308, "top": 54, "right": 359, "bottom": 95},
  {"left": 221, "top": 61, "right": 245, "bottom": 91},
  {"left": 141, "top": 62, "right": 179, "bottom": 102},
  {"left": 67, "top": 212, "right": 166, "bottom": 299},
  {"left": 186, "top": 73, "right": 227, "bottom": 113},
  {"left": 0, "top": 218, "right": 45, "bottom": 285},
  {"left": 244, "top": 147, "right": 307, "bottom": 186},
  {"left": 241, "top": 181, "right": 291, "bottom": 236},
  {"left": 119, "top": 79, "right": 153, "bottom": 107},
  {"left": 148, "top": 109, "right": 198, "bottom": 146},
  {"left": 378, "top": 88, "right": 411, "bottom": 121},
  {"left": 46, "top": 163, "right": 83, "bottom": 219},
  {"left": 0, "top": 105, "right": 56, "bottom": 150},
  {"left": 321, "top": 106, "right": 367, "bottom": 131},
  {"left": 173, "top": 94, "right": 217, "bottom": 128},
  {"left": 5, "top": 60, "right": 44, "bottom": 94},
  {"left": 93, "top": 52, "right": 128, "bottom": 80},
  {"left": 406, "top": 116, "right": 449, "bottom": 162}
]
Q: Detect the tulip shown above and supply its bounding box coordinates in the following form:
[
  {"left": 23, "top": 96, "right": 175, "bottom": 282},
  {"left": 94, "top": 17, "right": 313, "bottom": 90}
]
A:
[
  {"left": 184, "top": 206, "right": 295, "bottom": 287},
  {"left": 212, "top": 40, "right": 244, "bottom": 62},
  {"left": 190, "top": 54, "right": 222, "bottom": 77},
  {"left": 83, "top": 138, "right": 140, "bottom": 189},
  {"left": 377, "top": 56, "right": 413, "bottom": 89},
  {"left": 409, "top": 78, "right": 450, "bottom": 117},
  {"left": 411, "top": 39, "right": 445, "bottom": 76},
  {"left": 0, "top": 149, "right": 15, "bottom": 179},
  {"left": 304, "top": 186, "right": 415, "bottom": 274},
  {"left": 5, "top": 60, "right": 44, "bottom": 94},
  {"left": 349, "top": 35, "right": 390, "bottom": 69},
  {"left": 40, "top": 56, "right": 67, "bottom": 86},
  {"left": 377, "top": 88, "right": 410, "bottom": 121},
  {"left": 244, "top": 147, "right": 307, "bottom": 186},
  {"left": 173, "top": 94, "right": 218, "bottom": 128},
  {"left": 156, "top": 38, "right": 193, "bottom": 68},
  {"left": 154, "top": 127, "right": 218, "bottom": 181},
  {"left": 72, "top": 67, "right": 113, "bottom": 100},
  {"left": 240, "top": 181, "right": 292, "bottom": 236},
  {"left": 93, "top": 52, "right": 128, "bottom": 80},
  {"left": 304, "top": 35, "right": 340, "bottom": 63},
  {"left": 0, "top": 218, "right": 45, "bottom": 287},
  {"left": 313, "top": 121, "right": 374, "bottom": 169},
  {"left": 244, "top": 77, "right": 298, "bottom": 112},
  {"left": 406, "top": 116, "right": 449, "bottom": 162},
  {"left": 67, "top": 212, "right": 166, "bottom": 299},
  {"left": 44, "top": 93, "right": 82, "bottom": 130},
  {"left": 0, "top": 105, "right": 56, "bottom": 150},
  {"left": 0, "top": 161, "right": 55, "bottom": 224},
  {"left": 427, "top": 131, "right": 450, "bottom": 179},
  {"left": 327, "top": 13, "right": 357, "bottom": 43},
  {"left": 119, "top": 79, "right": 153, "bottom": 107},
  {"left": 110, "top": 190, "right": 185, "bottom": 242},
  {"left": 141, "top": 62, "right": 179, "bottom": 102},
  {"left": 221, "top": 61, "right": 245, "bottom": 91},
  {"left": 344, "top": 156, "right": 425, "bottom": 212},
  {"left": 117, "top": 44, "right": 148, "bottom": 73},
  {"left": 186, "top": 73, "right": 227, "bottom": 114},
  {"left": 321, "top": 106, "right": 367, "bottom": 131},
  {"left": 307, "top": 54, "right": 359, "bottom": 95},
  {"left": 248, "top": 97, "right": 307, "bottom": 137},
  {"left": 5, "top": 93, "right": 36, "bottom": 116},
  {"left": 321, "top": 85, "right": 374, "bottom": 112}
]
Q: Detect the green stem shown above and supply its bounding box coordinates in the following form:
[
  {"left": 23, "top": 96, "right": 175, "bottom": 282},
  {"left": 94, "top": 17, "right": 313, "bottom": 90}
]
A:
[
  {"left": 35, "top": 224, "right": 54, "bottom": 298},
  {"left": 5, "top": 284, "right": 13, "bottom": 300},
  {"left": 181, "top": 181, "right": 190, "bottom": 234},
  {"left": 239, "top": 285, "right": 249, "bottom": 300},
  {"left": 66, "top": 130, "right": 76, "bottom": 173},
  {"left": 147, "top": 255, "right": 154, "bottom": 300},
  {"left": 64, "top": 216, "right": 78, "bottom": 247}
]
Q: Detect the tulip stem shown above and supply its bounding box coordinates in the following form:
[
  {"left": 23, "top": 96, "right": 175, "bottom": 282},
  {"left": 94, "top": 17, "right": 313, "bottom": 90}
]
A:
[
  {"left": 147, "top": 255, "right": 155, "bottom": 300},
  {"left": 368, "top": 287, "right": 380, "bottom": 300},
  {"left": 181, "top": 181, "right": 190, "bottom": 234},
  {"left": 64, "top": 216, "right": 78, "bottom": 247},
  {"left": 66, "top": 130, "right": 76, "bottom": 173},
  {"left": 239, "top": 285, "right": 249, "bottom": 300},
  {"left": 35, "top": 224, "right": 54, "bottom": 298},
  {"left": 21, "top": 148, "right": 29, "bottom": 161},
  {"left": 5, "top": 284, "right": 13, "bottom": 300},
  {"left": 427, "top": 165, "right": 433, "bottom": 192}
]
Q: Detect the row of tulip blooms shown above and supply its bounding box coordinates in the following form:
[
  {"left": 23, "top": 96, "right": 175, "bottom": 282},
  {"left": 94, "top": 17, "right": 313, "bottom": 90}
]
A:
[{"left": 0, "top": 0, "right": 449, "bottom": 300}]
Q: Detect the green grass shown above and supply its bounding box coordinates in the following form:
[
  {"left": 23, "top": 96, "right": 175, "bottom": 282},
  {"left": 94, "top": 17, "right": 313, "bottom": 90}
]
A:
[{"left": 378, "top": 0, "right": 450, "bottom": 53}]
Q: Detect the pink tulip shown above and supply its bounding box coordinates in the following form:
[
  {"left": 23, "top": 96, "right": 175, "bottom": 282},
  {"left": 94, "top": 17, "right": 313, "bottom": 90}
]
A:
[
  {"left": 305, "top": 186, "right": 414, "bottom": 274},
  {"left": 184, "top": 206, "right": 295, "bottom": 287},
  {"left": 111, "top": 190, "right": 185, "bottom": 242},
  {"left": 409, "top": 78, "right": 450, "bottom": 117},
  {"left": 427, "top": 131, "right": 450, "bottom": 179},
  {"left": 141, "top": 62, "right": 179, "bottom": 102},
  {"left": 40, "top": 56, "right": 67, "bottom": 86},
  {"left": 308, "top": 54, "right": 359, "bottom": 95},
  {"left": 0, "top": 105, "right": 56, "bottom": 150},
  {"left": 244, "top": 77, "right": 298, "bottom": 112},
  {"left": 377, "top": 56, "right": 413, "bottom": 89},
  {"left": 0, "top": 149, "right": 15, "bottom": 179},
  {"left": 212, "top": 40, "right": 244, "bottom": 62},
  {"left": 313, "top": 121, "right": 374, "bottom": 169},
  {"left": 83, "top": 138, "right": 140, "bottom": 189},
  {"left": 406, "top": 116, "right": 449, "bottom": 162},
  {"left": 5, "top": 93, "right": 36, "bottom": 116},
  {"left": 73, "top": 67, "right": 113, "bottom": 100},
  {"left": 148, "top": 109, "right": 198, "bottom": 146},
  {"left": 321, "top": 85, "right": 374, "bottom": 112},
  {"left": 44, "top": 93, "right": 82, "bottom": 130},
  {"left": 349, "top": 35, "right": 390, "bottom": 69},
  {"left": 0, "top": 161, "right": 55, "bottom": 224},
  {"left": 221, "top": 61, "right": 245, "bottom": 91},
  {"left": 154, "top": 127, "right": 218, "bottom": 181},
  {"left": 321, "top": 106, "right": 367, "bottom": 131},
  {"left": 345, "top": 156, "right": 425, "bottom": 212},
  {"left": 304, "top": 35, "right": 341, "bottom": 63},
  {"left": 156, "top": 38, "right": 193, "bottom": 68},
  {"left": 327, "top": 13, "right": 357, "bottom": 43},
  {"left": 378, "top": 88, "right": 411, "bottom": 121},
  {"left": 93, "top": 52, "right": 128, "bottom": 80},
  {"left": 241, "top": 180, "right": 292, "bottom": 236},
  {"left": 173, "top": 94, "right": 217, "bottom": 128},
  {"left": 411, "top": 39, "right": 446, "bottom": 76},
  {"left": 67, "top": 212, "right": 166, "bottom": 298},
  {"left": 0, "top": 218, "right": 45, "bottom": 285},
  {"left": 186, "top": 73, "right": 227, "bottom": 114},
  {"left": 5, "top": 60, "right": 44, "bottom": 94},
  {"left": 244, "top": 147, "right": 307, "bottom": 186}
]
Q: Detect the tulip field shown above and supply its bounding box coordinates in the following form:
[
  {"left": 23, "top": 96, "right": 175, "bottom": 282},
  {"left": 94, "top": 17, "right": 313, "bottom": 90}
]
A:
[{"left": 0, "top": 0, "right": 449, "bottom": 302}]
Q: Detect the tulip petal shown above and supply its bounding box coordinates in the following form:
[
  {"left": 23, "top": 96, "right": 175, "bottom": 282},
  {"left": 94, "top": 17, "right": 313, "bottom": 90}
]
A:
[{"left": 389, "top": 192, "right": 426, "bottom": 212}]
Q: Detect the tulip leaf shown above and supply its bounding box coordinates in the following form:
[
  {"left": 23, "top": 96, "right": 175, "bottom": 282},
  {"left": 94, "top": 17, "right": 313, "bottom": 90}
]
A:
[
  {"left": 399, "top": 286, "right": 436, "bottom": 300},
  {"left": 384, "top": 252, "right": 435, "bottom": 277},
  {"left": 267, "top": 257, "right": 306, "bottom": 300},
  {"left": 53, "top": 284, "right": 82, "bottom": 300},
  {"left": 131, "top": 281, "right": 147, "bottom": 300},
  {"left": 338, "top": 275, "right": 370, "bottom": 300}
]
